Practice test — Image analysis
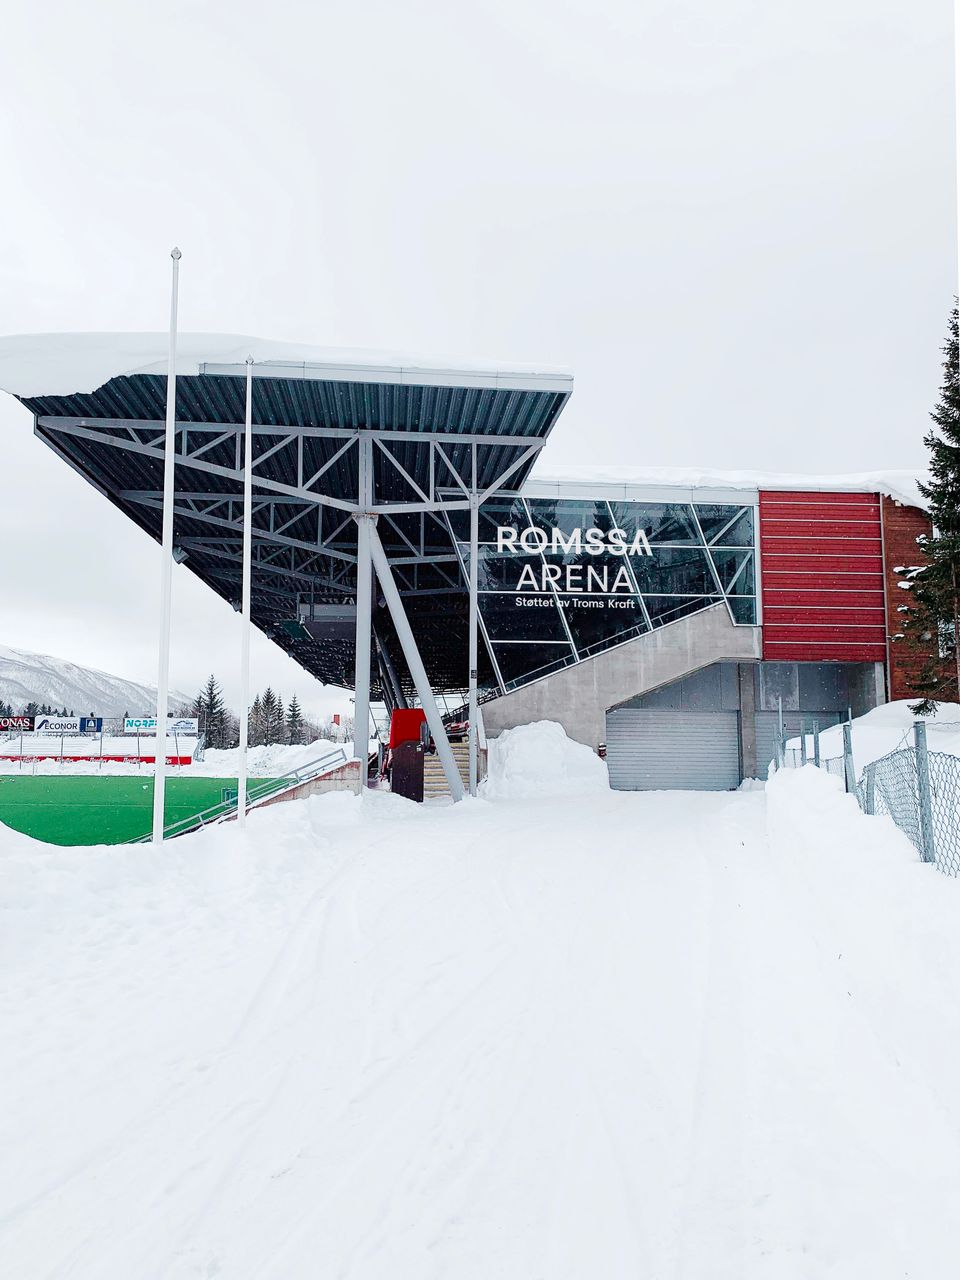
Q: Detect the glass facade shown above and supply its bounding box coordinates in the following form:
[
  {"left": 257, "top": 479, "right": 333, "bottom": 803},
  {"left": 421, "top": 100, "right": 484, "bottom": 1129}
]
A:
[{"left": 450, "top": 495, "right": 758, "bottom": 693}]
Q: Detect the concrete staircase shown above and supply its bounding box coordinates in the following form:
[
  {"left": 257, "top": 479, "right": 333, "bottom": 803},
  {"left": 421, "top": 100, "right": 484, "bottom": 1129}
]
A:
[{"left": 423, "top": 740, "right": 471, "bottom": 798}]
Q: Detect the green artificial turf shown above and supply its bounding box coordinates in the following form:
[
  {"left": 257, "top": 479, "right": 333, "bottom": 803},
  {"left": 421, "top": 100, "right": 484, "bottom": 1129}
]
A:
[{"left": 0, "top": 774, "right": 286, "bottom": 846}]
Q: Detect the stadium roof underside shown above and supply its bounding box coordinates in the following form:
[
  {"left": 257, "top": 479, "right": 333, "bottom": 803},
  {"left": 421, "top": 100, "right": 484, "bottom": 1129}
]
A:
[{"left": 15, "top": 350, "right": 573, "bottom": 699}]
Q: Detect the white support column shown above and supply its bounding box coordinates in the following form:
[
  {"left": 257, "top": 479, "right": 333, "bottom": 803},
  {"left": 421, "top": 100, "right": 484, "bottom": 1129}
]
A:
[
  {"left": 152, "top": 246, "right": 181, "bottom": 846},
  {"left": 367, "top": 521, "right": 465, "bottom": 802},
  {"left": 353, "top": 434, "right": 373, "bottom": 770},
  {"left": 237, "top": 357, "right": 253, "bottom": 827},
  {"left": 468, "top": 495, "right": 479, "bottom": 796}
]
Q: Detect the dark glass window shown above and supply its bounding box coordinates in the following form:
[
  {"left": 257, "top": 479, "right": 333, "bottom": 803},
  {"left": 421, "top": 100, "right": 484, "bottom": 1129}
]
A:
[
  {"left": 644, "top": 596, "right": 722, "bottom": 626},
  {"left": 447, "top": 497, "right": 529, "bottom": 543},
  {"left": 607, "top": 501, "right": 702, "bottom": 544},
  {"left": 456, "top": 493, "right": 760, "bottom": 694},
  {"left": 495, "top": 643, "right": 576, "bottom": 688},
  {"left": 525, "top": 498, "right": 615, "bottom": 538},
  {"left": 630, "top": 547, "right": 718, "bottom": 596},
  {"left": 458, "top": 545, "right": 545, "bottom": 593},
  {"left": 557, "top": 595, "right": 649, "bottom": 657},
  {"left": 727, "top": 596, "right": 758, "bottom": 624},
  {"left": 694, "top": 505, "right": 754, "bottom": 545},
  {"left": 479, "top": 593, "right": 571, "bottom": 643},
  {"left": 708, "top": 548, "right": 755, "bottom": 596},
  {"left": 708, "top": 508, "right": 754, "bottom": 547}
]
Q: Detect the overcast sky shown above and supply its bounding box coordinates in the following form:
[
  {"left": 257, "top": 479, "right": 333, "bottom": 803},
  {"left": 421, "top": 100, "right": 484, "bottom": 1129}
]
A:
[{"left": 0, "top": 0, "right": 955, "bottom": 716}]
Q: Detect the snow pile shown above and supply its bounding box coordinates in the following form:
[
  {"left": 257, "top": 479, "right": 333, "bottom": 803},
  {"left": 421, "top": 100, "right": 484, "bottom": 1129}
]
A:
[
  {"left": 526, "top": 463, "right": 927, "bottom": 512},
  {"left": 786, "top": 699, "right": 960, "bottom": 775},
  {"left": 483, "top": 720, "right": 609, "bottom": 799}
]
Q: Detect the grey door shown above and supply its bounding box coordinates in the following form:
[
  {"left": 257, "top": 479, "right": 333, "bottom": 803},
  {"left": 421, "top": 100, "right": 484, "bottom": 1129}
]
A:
[{"left": 605, "top": 709, "right": 741, "bottom": 791}]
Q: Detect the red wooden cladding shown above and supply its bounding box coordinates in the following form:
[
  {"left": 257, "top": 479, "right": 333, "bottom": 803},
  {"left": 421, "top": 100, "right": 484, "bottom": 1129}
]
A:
[
  {"left": 762, "top": 520, "right": 883, "bottom": 539},
  {"left": 762, "top": 557, "right": 885, "bottom": 578},
  {"left": 762, "top": 491, "right": 880, "bottom": 506},
  {"left": 764, "top": 536, "right": 882, "bottom": 557},
  {"left": 757, "top": 583, "right": 885, "bottom": 601},
  {"left": 759, "top": 490, "right": 887, "bottom": 662},
  {"left": 763, "top": 643, "right": 887, "bottom": 663},
  {"left": 763, "top": 606, "right": 887, "bottom": 626}
]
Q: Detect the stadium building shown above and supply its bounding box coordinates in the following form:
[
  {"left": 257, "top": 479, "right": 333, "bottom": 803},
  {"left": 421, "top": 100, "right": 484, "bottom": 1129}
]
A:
[{"left": 0, "top": 335, "right": 930, "bottom": 793}]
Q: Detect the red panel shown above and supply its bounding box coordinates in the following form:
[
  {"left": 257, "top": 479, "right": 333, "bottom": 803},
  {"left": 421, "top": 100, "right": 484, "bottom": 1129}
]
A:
[
  {"left": 763, "top": 536, "right": 882, "bottom": 556},
  {"left": 757, "top": 586, "right": 885, "bottom": 604},
  {"left": 762, "top": 643, "right": 888, "bottom": 662},
  {"left": 389, "top": 708, "right": 427, "bottom": 748},
  {"left": 759, "top": 490, "right": 886, "bottom": 661},
  {"left": 762, "top": 490, "right": 880, "bottom": 506},
  {"left": 760, "top": 502, "right": 881, "bottom": 522},
  {"left": 762, "top": 559, "right": 885, "bottom": 580},
  {"left": 761, "top": 518, "right": 882, "bottom": 539},
  {"left": 768, "top": 609, "right": 896, "bottom": 629}
]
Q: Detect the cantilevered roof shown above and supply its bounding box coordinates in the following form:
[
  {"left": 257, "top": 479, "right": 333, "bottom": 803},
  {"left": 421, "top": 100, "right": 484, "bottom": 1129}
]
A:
[{"left": 1, "top": 333, "right": 573, "bottom": 696}]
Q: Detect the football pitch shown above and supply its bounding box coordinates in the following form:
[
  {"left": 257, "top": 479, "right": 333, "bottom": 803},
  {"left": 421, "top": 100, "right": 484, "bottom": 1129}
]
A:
[{"left": 0, "top": 775, "right": 284, "bottom": 845}]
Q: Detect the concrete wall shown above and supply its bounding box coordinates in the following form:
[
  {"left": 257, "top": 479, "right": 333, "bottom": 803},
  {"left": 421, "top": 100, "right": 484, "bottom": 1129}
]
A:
[
  {"left": 254, "top": 759, "right": 362, "bottom": 809},
  {"left": 482, "top": 604, "right": 762, "bottom": 748}
]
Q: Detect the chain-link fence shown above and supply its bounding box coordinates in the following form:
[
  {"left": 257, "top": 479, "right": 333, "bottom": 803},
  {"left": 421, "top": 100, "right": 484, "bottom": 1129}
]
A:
[
  {"left": 774, "top": 705, "right": 960, "bottom": 878},
  {"left": 858, "top": 738, "right": 960, "bottom": 877}
]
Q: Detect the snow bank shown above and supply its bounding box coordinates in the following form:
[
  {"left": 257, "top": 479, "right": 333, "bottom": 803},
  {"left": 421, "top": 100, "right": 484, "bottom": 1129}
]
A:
[
  {"left": 0, "top": 332, "right": 570, "bottom": 399},
  {"left": 526, "top": 463, "right": 927, "bottom": 511},
  {"left": 786, "top": 699, "right": 960, "bottom": 775},
  {"left": 194, "top": 738, "right": 345, "bottom": 778},
  {"left": 483, "top": 720, "right": 609, "bottom": 799}
]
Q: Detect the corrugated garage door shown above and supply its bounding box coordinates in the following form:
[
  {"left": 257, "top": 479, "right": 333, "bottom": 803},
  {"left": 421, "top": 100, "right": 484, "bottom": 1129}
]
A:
[{"left": 605, "top": 709, "right": 741, "bottom": 791}]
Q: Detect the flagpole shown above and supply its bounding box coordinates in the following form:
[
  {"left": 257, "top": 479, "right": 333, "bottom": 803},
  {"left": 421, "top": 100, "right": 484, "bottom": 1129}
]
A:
[
  {"left": 152, "top": 246, "right": 181, "bottom": 845},
  {"left": 237, "top": 357, "right": 253, "bottom": 827}
]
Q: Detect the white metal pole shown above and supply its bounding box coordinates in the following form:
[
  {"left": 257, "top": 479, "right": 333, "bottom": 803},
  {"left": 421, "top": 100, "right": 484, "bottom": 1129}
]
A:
[
  {"left": 152, "top": 246, "right": 181, "bottom": 845},
  {"left": 353, "top": 435, "right": 373, "bottom": 772},
  {"left": 237, "top": 357, "right": 254, "bottom": 827},
  {"left": 468, "top": 495, "right": 479, "bottom": 796}
]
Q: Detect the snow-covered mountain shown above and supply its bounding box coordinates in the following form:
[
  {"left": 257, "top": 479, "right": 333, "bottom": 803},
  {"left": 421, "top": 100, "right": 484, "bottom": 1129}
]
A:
[{"left": 0, "top": 644, "right": 189, "bottom": 716}]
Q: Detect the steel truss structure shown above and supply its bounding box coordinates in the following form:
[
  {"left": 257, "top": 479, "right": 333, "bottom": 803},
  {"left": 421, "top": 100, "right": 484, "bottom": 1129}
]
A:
[{"left": 21, "top": 362, "right": 572, "bottom": 799}]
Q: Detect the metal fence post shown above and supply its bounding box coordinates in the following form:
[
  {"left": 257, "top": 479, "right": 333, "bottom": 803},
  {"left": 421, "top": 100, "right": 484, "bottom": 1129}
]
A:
[
  {"left": 842, "top": 721, "right": 856, "bottom": 794},
  {"left": 800, "top": 716, "right": 808, "bottom": 766},
  {"left": 914, "top": 721, "right": 936, "bottom": 865},
  {"left": 813, "top": 720, "right": 821, "bottom": 767},
  {"left": 863, "top": 762, "right": 875, "bottom": 814}
]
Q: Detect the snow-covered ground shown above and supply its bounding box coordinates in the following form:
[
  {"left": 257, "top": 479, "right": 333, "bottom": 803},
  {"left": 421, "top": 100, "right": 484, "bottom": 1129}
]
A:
[
  {"left": 786, "top": 699, "right": 960, "bottom": 775},
  {"left": 4, "top": 757, "right": 960, "bottom": 1276}
]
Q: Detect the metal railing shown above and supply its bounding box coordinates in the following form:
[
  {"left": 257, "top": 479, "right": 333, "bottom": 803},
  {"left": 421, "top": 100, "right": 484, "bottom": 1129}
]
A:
[{"left": 133, "top": 745, "right": 349, "bottom": 842}]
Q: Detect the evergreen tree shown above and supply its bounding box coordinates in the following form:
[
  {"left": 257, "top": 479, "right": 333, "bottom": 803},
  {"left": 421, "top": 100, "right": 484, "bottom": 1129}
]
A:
[
  {"left": 198, "top": 674, "right": 228, "bottom": 749},
  {"left": 286, "top": 694, "right": 304, "bottom": 745},
  {"left": 249, "top": 693, "right": 264, "bottom": 747},
  {"left": 260, "top": 688, "right": 282, "bottom": 745},
  {"left": 897, "top": 303, "right": 960, "bottom": 711}
]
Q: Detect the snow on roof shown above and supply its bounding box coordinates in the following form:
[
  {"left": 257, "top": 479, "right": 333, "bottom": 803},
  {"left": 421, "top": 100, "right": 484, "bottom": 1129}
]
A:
[
  {"left": 0, "top": 332, "right": 573, "bottom": 399},
  {"left": 525, "top": 464, "right": 928, "bottom": 510}
]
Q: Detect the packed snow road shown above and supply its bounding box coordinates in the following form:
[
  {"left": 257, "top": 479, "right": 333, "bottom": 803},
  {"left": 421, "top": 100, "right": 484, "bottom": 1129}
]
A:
[{"left": 3, "top": 770, "right": 960, "bottom": 1278}]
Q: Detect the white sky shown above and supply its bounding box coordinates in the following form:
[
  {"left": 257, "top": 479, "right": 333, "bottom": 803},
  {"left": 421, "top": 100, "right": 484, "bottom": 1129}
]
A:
[{"left": 0, "top": 0, "right": 955, "bottom": 717}]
